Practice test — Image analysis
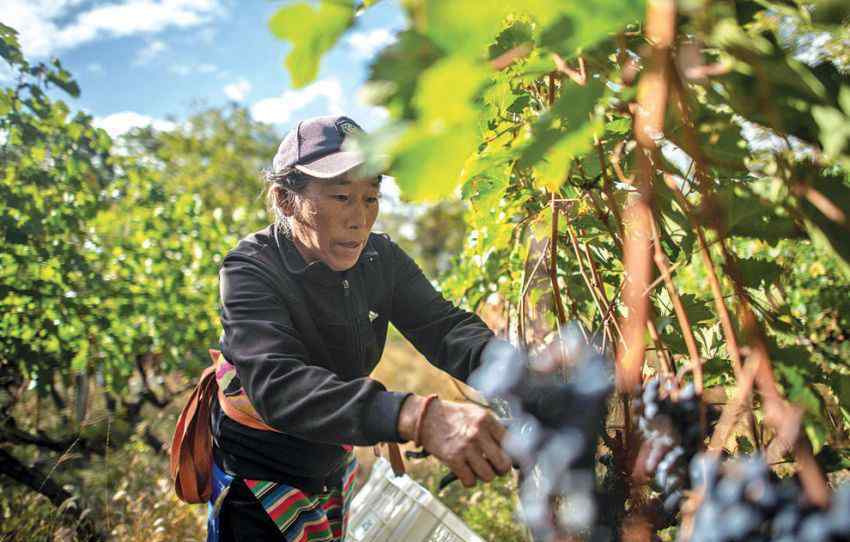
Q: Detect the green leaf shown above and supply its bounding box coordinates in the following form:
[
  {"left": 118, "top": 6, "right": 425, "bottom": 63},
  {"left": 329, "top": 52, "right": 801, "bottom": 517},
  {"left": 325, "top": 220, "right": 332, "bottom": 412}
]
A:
[
  {"left": 679, "top": 294, "right": 714, "bottom": 325},
  {"left": 804, "top": 419, "right": 827, "bottom": 455},
  {"left": 812, "top": 86, "right": 850, "bottom": 165},
  {"left": 413, "top": 56, "right": 489, "bottom": 125},
  {"left": 488, "top": 17, "right": 534, "bottom": 60},
  {"left": 389, "top": 55, "right": 490, "bottom": 201},
  {"left": 737, "top": 258, "right": 782, "bottom": 290},
  {"left": 709, "top": 24, "right": 850, "bottom": 146},
  {"left": 810, "top": 0, "right": 850, "bottom": 26},
  {"left": 667, "top": 107, "right": 748, "bottom": 174},
  {"left": 392, "top": 124, "right": 479, "bottom": 201},
  {"left": 777, "top": 363, "right": 822, "bottom": 415},
  {"left": 605, "top": 117, "right": 631, "bottom": 135},
  {"left": 539, "top": 0, "right": 644, "bottom": 58},
  {"left": 832, "top": 373, "right": 850, "bottom": 414},
  {"left": 714, "top": 187, "right": 802, "bottom": 243},
  {"left": 71, "top": 339, "right": 89, "bottom": 373},
  {"left": 0, "top": 22, "right": 26, "bottom": 69},
  {"left": 47, "top": 59, "right": 80, "bottom": 98},
  {"left": 421, "top": 0, "right": 566, "bottom": 59},
  {"left": 701, "top": 357, "right": 733, "bottom": 388},
  {"left": 735, "top": 435, "right": 754, "bottom": 454},
  {"left": 367, "top": 29, "right": 443, "bottom": 120},
  {"left": 268, "top": 1, "right": 355, "bottom": 88},
  {"left": 793, "top": 163, "right": 850, "bottom": 274},
  {"left": 815, "top": 445, "right": 850, "bottom": 474},
  {"left": 519, "top": 79, "right": 607, "bottom": 191}
]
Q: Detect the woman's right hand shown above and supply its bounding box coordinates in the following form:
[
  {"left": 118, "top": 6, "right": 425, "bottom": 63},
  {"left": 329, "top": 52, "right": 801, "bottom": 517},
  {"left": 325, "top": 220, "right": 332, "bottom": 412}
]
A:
[{"left": 397, "top": 395, "right": 512, "bottom": 487}]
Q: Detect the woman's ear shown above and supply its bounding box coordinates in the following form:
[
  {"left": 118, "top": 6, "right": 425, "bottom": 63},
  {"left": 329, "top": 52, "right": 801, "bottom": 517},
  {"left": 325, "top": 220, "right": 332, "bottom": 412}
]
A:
[{"left": 275, "top": 187, "right": 296, "bottom": 218}]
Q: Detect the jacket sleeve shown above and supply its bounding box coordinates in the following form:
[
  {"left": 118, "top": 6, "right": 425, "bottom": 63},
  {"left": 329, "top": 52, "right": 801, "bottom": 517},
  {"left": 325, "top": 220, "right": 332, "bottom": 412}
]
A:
[
  {"left": 387, "top": 240, "right": 495, "bottom": 382},
  {"left": 219, "top": 251, "right": 411, "bottom": 446}
]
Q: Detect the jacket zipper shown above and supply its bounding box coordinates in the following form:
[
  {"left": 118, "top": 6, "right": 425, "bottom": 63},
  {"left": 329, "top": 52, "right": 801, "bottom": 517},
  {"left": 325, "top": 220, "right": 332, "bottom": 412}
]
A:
[{"left": 342, "top": 279, "right": 363, "bottom": 367}]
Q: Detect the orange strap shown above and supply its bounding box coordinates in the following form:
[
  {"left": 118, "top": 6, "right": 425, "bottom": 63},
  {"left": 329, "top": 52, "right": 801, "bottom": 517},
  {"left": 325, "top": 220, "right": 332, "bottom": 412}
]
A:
[
  {"left": 208, "top": 349, "right": 281, "bottom": 432},
  {"left": 169, "top": 350, "right": 281, "bottom": 504},
  {"left": 169, "top": 364, "right": 216, "bottom": 503}
]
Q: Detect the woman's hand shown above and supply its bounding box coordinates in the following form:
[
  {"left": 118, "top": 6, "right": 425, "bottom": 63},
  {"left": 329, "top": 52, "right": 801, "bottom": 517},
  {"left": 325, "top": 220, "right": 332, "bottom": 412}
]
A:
[{"left": 398, "top": 395, "right": 512, "bottom": 487}]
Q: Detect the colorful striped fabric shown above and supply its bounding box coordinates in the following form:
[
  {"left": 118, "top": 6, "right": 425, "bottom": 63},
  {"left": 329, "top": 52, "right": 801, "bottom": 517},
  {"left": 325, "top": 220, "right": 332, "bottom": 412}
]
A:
[{"left": 243, "top": 453, "right": 360, "bottom": 542}]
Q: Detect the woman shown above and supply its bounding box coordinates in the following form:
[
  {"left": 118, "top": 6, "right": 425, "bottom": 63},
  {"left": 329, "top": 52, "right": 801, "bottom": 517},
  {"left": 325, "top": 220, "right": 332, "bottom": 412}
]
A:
[{"left": 209, "top": 115, "right": 512, "bottom": 541}]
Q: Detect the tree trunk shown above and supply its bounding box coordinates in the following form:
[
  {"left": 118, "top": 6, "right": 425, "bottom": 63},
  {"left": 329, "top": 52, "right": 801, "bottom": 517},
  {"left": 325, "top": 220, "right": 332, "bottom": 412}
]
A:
[{"left": 0, "top": 448, "right": 104, "bottom": 541}]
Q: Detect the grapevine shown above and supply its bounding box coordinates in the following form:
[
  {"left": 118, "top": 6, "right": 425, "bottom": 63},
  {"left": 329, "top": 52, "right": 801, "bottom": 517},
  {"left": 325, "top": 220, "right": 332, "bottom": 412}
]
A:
[
  {"left": 633, "top": 378, "right": 715, "bottom": 517},
  {"left": 687, "top": 454, "right": 850, "bottom": 542},
  {"left": 266, "top": 0, "right": 850, "bottom": 539},
  {"left": 470, "top": 325, "right": 614, "bottom": 540}
]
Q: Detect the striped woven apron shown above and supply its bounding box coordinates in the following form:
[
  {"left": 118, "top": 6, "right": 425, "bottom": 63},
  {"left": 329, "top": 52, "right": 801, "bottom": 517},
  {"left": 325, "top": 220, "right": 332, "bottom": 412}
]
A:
[
  {"left": 207, "top": 450, "right": 359, "bottom": 542},
  {"left": 207, "top": 353, "right": 361, "bottom": 542}
]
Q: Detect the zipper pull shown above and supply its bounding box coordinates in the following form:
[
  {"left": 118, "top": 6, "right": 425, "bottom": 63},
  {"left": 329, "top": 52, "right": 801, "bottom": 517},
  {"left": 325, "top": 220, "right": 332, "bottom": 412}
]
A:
[{"left": 342, "top": 279, "right": 350, "bottom": 296}]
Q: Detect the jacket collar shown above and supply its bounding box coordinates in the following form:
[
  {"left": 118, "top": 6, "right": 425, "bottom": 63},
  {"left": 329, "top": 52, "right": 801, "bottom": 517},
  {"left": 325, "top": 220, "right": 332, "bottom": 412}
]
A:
[{"left": 273, "top": 223, "right": 379, "bottom": 285}]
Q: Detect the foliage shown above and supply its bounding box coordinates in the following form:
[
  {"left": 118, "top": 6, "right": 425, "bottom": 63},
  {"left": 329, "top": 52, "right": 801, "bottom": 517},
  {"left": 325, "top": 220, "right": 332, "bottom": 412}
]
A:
[
  {"left": 0, "top": 21, "right": 278, "bottom": 538},
  {"left": 269, "top": 0, "right": 850, "bottom": 538},
  {"left": 0, "top": 21, "right": 114, "bottom": 398},
  {"left": 376, "top": 198, "right": 467, "bottom": 280},
  {"left": 122, "top": 106, "right": 279, "bottom": 232}
]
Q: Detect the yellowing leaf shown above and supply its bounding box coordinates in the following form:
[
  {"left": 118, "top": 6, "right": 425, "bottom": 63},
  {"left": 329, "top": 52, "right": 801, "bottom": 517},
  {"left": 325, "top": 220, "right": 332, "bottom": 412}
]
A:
[
  {"left": 414, "top": 56, "right": 490, "bottom": 125},
  {"left": 390, "top": 56, "right": 490, "bottom": 201},
  {"left": 533, "top": 116, "right": 603, "bottom": 192},
  {"left": 422, "top": 0, "right": 565, "bottom": 58},
  {"left": 391, "top": 123, "right": 478, "bottom": 201},
  {"left": 268, "top": 1, "right": 355, "bottom": 88}
]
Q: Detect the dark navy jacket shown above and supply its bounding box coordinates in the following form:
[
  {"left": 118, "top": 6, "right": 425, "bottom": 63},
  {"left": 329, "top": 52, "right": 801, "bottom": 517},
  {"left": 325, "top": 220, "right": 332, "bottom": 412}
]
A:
[{"left": 211, "top": 223, "right": 494, "bottom": 491}]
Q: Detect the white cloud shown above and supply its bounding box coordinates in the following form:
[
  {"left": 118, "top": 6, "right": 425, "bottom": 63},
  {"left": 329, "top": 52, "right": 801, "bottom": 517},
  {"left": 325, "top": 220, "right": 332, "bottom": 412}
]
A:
[
  {"left": 169, "top": 62, "right": 218, "bottom": 76},
  {"left": 5, "top": 0, "right": 221, "bottom": 58},
  {"left": 87, "top": 62, "right": 104, "bottom": 73},
  {"left": 94, "top": 111, "right": 176, "bottom": 138},
  {"left": 345, "top": 29, "right": 397, "bottom": 59},
  {"left": 223, "top": 79, "right": 252, "bottom": 102},
  {"left": 250, "top": 78, "right": 345, "bottom": 125},
  {"left": 134, "top": 39, "right": 167, "bottom": 65}
]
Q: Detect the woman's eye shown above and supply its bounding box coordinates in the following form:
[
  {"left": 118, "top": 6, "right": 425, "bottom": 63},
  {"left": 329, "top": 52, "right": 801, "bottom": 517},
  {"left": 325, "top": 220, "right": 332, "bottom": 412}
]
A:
[
  {"left": 332, "top": 195, "right": 349, "bottom": 202},
  {"left": 366, "top": 197, "right": 379, "bottom": 204}
]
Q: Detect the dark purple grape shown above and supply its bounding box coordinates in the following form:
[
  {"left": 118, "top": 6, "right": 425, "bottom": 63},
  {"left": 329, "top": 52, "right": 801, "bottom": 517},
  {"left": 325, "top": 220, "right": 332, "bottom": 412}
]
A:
[
  {"left": 716, "top": 476, "right": 745, "bottom": 505},
  {"left": 799, "top": 514, "right": 832, "bottom": 542},
  {"left": 663, "top": 489, "right": 683, "bottom": 513},
  {"left": 745, "top": 477, "right": 778, "bottom": 509},
  {"left": 772, "top": 505, "right": 801, "bottom": 535},
  {"left": 828, "top": 484, "right": 850, "bottom": 533},
  {"left": 679, "top": 383, "right": 696, "bottom": 401},
  {"left": 720, "top": 504, "right": 762, "bottom": 538},
  {"left": 690, "top": 454, "right": 721, "bottom": 489}
]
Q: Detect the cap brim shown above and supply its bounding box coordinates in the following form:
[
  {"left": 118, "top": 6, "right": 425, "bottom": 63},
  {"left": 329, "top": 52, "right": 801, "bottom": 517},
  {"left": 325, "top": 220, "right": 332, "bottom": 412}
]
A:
[{"left": 294, "top": 150, "right": 365, "bottom": 179}]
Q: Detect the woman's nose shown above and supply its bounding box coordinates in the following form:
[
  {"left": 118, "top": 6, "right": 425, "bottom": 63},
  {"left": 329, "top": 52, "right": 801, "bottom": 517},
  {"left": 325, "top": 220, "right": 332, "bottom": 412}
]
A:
[{"left": 347, "top": 201, "right": 368, "bottom": 229}]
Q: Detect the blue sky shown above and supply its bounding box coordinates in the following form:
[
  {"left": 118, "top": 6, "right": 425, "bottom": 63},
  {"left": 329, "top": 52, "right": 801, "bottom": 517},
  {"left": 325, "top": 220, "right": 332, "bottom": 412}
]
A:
[{"left": 3, "top": 0, "right": 405, "bottom": 136}]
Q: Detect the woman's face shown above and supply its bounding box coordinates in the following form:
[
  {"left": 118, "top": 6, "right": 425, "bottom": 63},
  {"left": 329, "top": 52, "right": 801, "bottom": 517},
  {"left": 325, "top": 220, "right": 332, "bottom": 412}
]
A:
[{"left": 286, "top": 175, "right": 381, "bottom": 272}]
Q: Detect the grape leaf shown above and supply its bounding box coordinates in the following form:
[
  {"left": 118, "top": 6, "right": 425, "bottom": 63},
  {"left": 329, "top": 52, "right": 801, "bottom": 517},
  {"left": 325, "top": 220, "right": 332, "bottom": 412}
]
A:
[{"left": 268, "top": 1, "right": 355, "bottom": 88}]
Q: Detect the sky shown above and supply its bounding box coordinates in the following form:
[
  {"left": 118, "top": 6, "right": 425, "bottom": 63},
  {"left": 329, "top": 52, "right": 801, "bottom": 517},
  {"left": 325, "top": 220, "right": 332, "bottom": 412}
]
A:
[{"left": 2, "top": 0, "right": 406, "bottom": 137}]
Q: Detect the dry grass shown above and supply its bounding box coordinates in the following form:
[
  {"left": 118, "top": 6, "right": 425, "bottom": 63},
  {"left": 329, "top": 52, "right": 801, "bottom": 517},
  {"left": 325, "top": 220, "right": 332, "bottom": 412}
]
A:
[{"left": 0, "top": 336, "right": 517, "bottom": 541}]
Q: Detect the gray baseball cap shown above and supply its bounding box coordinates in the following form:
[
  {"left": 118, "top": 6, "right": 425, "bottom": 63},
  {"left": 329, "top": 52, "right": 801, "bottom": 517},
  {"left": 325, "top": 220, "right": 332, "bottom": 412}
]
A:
[{"left": 272, "top": 115, "right": 366, "bottom": 179}]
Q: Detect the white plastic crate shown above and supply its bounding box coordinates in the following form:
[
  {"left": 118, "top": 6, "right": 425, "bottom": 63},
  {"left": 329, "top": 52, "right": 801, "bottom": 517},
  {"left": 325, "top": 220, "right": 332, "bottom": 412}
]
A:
[{"left": 346, "top": 457, "right": 485, "bottom": 542}]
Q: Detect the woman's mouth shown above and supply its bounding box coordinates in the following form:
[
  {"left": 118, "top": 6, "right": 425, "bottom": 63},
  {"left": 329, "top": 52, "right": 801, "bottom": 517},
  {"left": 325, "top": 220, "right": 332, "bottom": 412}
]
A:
[{"left": 336, "top": 240, "right": 362, "bottom": 252}]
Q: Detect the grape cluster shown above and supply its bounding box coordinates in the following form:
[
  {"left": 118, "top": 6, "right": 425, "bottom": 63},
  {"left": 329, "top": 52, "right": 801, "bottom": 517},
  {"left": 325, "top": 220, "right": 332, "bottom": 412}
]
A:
[
  {"left": 633, "top": 378, "right": 713, "bottom": 515},
  {"left": 470, "top": 328, "right": 614, "bottom": 540},
  {"left": 688, "top": 454, "right": 850, "bottom": 542}
]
